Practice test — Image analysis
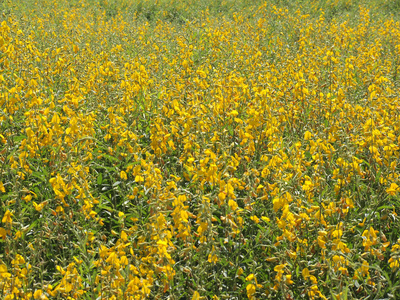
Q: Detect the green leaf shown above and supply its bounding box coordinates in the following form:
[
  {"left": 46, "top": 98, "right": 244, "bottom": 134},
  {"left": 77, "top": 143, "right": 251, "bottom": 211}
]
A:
[
  {"left": 112, "top": 181, "right": 121, "bottom": 187},
  {"left": 377, "top": 205, "right": 394, "bottom": 210},
  {"left": 31, "top": 171, "right": 47, "bottom": 181},
  {"left": 97, "top": 173, "right": 103, "bottom": 185},
  {"left": 101, "top": 153, "right": 120, "bottom": 163}
]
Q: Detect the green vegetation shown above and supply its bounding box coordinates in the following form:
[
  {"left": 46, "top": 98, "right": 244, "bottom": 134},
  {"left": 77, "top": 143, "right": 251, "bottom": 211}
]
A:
[{"left": 1, "top": 0, "right": 400, "bottom": 299}]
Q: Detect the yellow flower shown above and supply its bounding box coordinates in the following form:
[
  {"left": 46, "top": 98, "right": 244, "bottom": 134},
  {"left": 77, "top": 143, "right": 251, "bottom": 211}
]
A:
[
  {"left": 304, "top": 130, "right": 312, "bottom": 140},
  {"left": 246, "top": 283, "right": 256, "bottom": 299},
  {"left": 208, "top": 246, "right": 218, "bottom": 264},
  {"left": 34, "top": 289, "right": 49, "bottom": 299},
  {"left": 250, "top": 215, "right": 259, "bottom": 223},
  {"left": 135, "top": 175, "right": 144, "bottom": 182},
  {"left": 272, "top": 197, "right": 285, "bottom": 211},
  {"left": 0, "top": 264, "right": 11, "bottom": 279},
  {"left": 228, "top": 199, "right": 238, "bottom": 211},
  {"left": 389, "top": 257, "right": 400, "bottom": 269},
  {"left": 362, "top": 227, "right": 378, "bottom": 251},
  {"left": 121, "top": 231, "right": 128, "bottom": 242},
  {"left": 2, "top": 210, "right": 13, "bottom": 224},
  {"left": 33, "top": 201, "right": 46, "bottom": 212},
  {"left": 386, "top": 182, "right": 399, "bottom": 196},
  {"left": 274, "top": 263, "right": 287, "bottom": 282},
  {"left": 229, "top": 110, "right": 239, "bottom": 117},
  {"left": 261, "top": 216, "right": 270, "bottom": 222},
  {"left": 192, "top": 291, "right": 200, "bottom": 300},
  {"left": 0, "top": 227, "right": 9, "bottom": 239},
  {"left": 285, "top": 275, "right": 294, "bottom": 284},
  {"left": 302, "top": 267, "right": 310, "bottom": 279},
  {"left": 0, "top": 181, "right": 5, "bottom": 193},
  {"left": 14, "top": 230, "right": 22, "bottom": 240},
  {"left": 245, "top": 273, "right": 255, "bottom": 281},
  {"left": 120, "top": 170, "right": 127, "bottom": 180},
  {"left": 23, "top": 194, "right": 32, "bottom": 202}
]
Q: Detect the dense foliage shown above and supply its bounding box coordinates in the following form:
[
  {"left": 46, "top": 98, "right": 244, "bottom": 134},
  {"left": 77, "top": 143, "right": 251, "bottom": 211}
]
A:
[{"left": 1, "top": 0, "right": 400, "bottom": 299}]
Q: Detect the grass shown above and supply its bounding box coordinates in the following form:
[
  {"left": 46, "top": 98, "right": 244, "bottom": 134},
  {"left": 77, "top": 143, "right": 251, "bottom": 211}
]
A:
[{"left": 1, "top": 0, "right": 400, "bottom": 299}]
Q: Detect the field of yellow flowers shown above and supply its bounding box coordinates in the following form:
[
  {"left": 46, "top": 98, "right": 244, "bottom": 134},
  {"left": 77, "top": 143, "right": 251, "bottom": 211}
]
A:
[{"left": 1, "top": 0, "right": 400, "bottom": 299}]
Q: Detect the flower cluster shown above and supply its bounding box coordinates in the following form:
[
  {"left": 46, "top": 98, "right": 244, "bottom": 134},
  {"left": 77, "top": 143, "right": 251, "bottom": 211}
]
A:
[{"left": 1, "top": 0, "right": 400, "bottom": 299}]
